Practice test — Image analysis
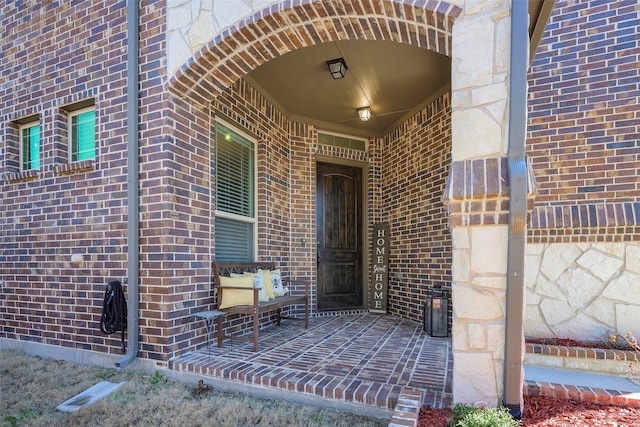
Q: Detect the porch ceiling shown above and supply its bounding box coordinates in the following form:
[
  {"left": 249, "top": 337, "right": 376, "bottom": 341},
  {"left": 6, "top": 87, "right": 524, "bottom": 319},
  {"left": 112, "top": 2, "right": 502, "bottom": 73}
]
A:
[
  {"left": 246, "top": 39, "right": 451, "bottom": 139},
  {"left": 244, "top": 0, "right": 553, "bottom": 139}
]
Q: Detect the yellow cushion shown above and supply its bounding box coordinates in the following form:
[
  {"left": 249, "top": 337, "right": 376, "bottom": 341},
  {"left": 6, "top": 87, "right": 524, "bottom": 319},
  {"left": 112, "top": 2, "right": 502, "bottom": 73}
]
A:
[
  {"left": 218, "top": 275, "right": 255, "bottom": 309},
  {"left": 258, "top": 269, "right": 275, "bottom": 300}
]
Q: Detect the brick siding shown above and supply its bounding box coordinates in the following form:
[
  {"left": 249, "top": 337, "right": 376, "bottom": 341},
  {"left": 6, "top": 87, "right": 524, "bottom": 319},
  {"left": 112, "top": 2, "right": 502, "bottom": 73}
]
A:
[
  {"left": 527, "top": 0, "right": 640, "bottom": 242},
  {"left": 382, "top": 94, "right": 452, "bottom": 323},
  {"left": 0, "top": 1, "right": 130, "bottom": 354},
  {"left": 2, "top": 0, "right": 459, "bottom": 361}
]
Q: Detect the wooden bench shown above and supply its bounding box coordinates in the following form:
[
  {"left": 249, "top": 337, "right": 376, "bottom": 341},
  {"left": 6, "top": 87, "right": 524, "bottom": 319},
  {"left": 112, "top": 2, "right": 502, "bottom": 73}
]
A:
[{"left": 212, "top": 261, "right": 310, "bottom": 351}]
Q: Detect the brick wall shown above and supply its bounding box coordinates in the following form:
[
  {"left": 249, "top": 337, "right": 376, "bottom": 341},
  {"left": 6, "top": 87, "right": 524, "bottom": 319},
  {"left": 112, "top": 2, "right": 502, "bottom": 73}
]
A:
[
  {"left": 189, "top": 80, "right": 454, "bottom": 336},
  {"left": 527, "top": 0, "right": 640, "bottom": 242},
  {"left": 1, "top": 0, "right": 457, "bottom": 362},
  {"left": 209, "top": 79, "right": 309, "bottom": 337},
  {"left": 0, "top": 1, "right": 214, "bottom": 363},
  {"left": 0, "top": 1, "right": 130, "bottom": 354},
  {"left": 382, "top": 94, "right": 453, "bottom": 324}
]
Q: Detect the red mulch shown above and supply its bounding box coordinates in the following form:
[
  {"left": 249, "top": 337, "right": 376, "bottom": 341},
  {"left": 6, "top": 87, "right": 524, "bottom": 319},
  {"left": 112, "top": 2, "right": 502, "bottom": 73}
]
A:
[
  {"left": 419, "top": 337, "right": 639, "bottom": 425},
  {"left": 419, "top": 396, "right": 640, "bottom": 426},
  {"left": 526, "top": 337, "right": 634, "bottom": 351}
]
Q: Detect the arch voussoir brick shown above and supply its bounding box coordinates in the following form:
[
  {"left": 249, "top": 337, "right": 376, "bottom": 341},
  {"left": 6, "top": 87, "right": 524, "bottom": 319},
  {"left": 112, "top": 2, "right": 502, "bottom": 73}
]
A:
[{"left": 167, "top": 0, "right": 461, "bottom": 104}]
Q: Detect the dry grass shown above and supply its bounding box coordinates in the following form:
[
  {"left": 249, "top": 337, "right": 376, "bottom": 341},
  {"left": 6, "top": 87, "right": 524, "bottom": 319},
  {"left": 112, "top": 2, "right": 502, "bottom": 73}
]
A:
[{"left": 1, "top": 350, "right": 388, "bottom": 427}]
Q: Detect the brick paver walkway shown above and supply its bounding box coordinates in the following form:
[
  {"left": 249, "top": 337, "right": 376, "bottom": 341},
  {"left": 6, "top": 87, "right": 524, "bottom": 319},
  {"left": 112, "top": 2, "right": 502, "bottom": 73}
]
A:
[{"left": 170, "top": 313, "right": 452, "bottom": 411}]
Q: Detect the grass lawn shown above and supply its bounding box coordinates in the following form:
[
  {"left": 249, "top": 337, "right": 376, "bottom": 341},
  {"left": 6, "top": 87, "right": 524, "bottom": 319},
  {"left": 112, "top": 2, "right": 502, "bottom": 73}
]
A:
[{"left": 1, "top": 350, "right": 388, "bottom": 426}]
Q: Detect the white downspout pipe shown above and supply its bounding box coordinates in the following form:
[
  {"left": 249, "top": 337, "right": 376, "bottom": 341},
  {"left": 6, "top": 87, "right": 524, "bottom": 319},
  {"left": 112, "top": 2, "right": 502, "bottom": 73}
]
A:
[
  {"left": 116, "top": 0, "right": 139, "bottom": 368},
  {"left": 503, "top": 0, "right": 528, "bottom": 418}
]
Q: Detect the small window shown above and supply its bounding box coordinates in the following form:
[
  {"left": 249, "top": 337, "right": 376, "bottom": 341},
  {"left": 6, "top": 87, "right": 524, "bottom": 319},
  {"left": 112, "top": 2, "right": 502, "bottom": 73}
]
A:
[
  {"left": 69, "top": 107, "right": 95, "bottom": 162},
  {"left": 20, "top": 121, "right": 41, "bottom": 171},
  {"left": 215, "top": 121, "right": 256, "bottom": 262},
  {"left": 318, "top": 131, "right": 366, "bottom": 151}
]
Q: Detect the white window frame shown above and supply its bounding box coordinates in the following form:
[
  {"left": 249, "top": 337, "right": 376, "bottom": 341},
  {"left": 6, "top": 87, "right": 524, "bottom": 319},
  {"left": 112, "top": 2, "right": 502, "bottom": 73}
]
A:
[
  {"left": 68, "top": 106, "right": 96, "bottom": 162},
  {"left": 214, "top": 119, "right": 258, "bottom": 261},
  {"left": 19, "top": 120, "right": 41, "bottom": 172}
]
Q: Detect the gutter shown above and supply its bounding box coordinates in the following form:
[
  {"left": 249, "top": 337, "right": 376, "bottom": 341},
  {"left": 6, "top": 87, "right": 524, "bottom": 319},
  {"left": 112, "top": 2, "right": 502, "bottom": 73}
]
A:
[
  {"left": 503, "top": 0, "right": 528, "bottom": 417},
  {"left": 116, "top": 0, "right": 140, "bottom": 368}
]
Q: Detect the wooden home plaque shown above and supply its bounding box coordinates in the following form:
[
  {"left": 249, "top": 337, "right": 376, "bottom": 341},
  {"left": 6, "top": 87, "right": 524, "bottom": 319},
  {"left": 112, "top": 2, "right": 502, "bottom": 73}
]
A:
[{"left": 369, "top": 222, "right": 389, "bottom": 313}]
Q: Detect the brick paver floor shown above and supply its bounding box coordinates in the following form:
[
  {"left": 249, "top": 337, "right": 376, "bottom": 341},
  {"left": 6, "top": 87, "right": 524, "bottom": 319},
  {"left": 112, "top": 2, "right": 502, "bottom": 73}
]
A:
[{"left": 170, "top": 313, "right": 452, "bottom": 411}]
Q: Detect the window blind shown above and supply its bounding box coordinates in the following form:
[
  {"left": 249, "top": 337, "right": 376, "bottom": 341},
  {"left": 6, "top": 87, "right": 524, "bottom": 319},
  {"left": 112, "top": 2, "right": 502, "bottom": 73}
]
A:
[
  {"left": 72, "top": 110, "right": 95, "bottom": 161},
  {"left": 215, "top": 123, "right": 254, "bottom": 217},
  {"left": 215, "top": 216, "right": 254, "bottom": 262},
  {"left": 215, "top": 122, "right": 256, "bottom": 261}
]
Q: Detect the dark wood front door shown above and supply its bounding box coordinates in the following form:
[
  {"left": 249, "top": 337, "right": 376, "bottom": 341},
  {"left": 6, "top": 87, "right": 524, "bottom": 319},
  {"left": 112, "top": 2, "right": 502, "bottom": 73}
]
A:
[{"left": 316, "top": 162, "right": 363, "bottom": 310}]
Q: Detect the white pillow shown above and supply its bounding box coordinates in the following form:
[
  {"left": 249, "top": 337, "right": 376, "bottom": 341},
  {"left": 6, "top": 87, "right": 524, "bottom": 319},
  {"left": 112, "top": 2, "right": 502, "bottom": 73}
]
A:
[
  {"left": 271, "top": 269, "right": 285, "bottom": 296},
  {"left": 243, "top": 272, "right": 269, "bottom": 302}
]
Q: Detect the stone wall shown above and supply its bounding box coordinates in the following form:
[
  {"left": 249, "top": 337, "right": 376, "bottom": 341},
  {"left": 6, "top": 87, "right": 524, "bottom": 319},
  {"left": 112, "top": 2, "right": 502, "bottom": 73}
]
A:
[
  {"left": 167, "top": 0, "right": 275, "bottom": 76},
  {"left": 448, "top": 0, "right": 514, "bottom": 406},
  {"left": 525, "top": 242, "right": 640, "bottom": 341}
]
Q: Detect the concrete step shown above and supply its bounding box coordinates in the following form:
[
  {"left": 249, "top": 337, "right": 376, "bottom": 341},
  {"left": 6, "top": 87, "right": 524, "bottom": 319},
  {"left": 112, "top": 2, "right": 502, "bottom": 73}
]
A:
[
  {"left": 525, "top": 342, "right": 637, "bottom": 376},
  {"left": 524, "top": 365, "right": 640, "bottom": 408}
]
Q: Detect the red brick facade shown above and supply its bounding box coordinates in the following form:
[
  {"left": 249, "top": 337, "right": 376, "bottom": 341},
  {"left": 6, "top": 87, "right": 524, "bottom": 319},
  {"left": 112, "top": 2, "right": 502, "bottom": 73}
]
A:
[
  {"left": 382, "top": 95, "right": 452, "bottom": 322},
  {"left": 1, "top": 1, "right": 130, "bottom": 353},
  {"left": 1, "top": 0, "right": 459, "bottom": 362},
  {"left": 526, "top": 0, "right": 640, "bottom": 243},
  {"left": 3, "top": 0, "right": 637, "bottom": 366}
]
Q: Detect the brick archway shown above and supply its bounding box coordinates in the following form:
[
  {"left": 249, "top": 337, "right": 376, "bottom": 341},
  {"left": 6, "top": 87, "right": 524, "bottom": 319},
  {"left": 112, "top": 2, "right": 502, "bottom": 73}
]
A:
[{"left": 167, "top": 0, "right": 461, "bottom": 105}]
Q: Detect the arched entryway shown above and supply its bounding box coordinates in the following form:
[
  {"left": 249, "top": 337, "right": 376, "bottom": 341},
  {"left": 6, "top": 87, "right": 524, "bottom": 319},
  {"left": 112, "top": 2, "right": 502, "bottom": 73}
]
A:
[
  {"left": 164, "top": 0, "right": 518, "bottom": 409},
  {"left": 167, "top": 0, "right": 459, "bottom": 324}
]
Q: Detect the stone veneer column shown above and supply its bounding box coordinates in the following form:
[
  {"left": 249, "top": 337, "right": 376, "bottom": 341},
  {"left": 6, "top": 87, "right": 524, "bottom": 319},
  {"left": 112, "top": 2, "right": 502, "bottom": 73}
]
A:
[{"left": 447, "top": 1, "right": 532, "bottom": 406}]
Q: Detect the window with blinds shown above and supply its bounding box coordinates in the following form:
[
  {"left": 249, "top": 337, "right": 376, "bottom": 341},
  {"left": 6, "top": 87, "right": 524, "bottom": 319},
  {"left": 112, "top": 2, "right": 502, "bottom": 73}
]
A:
[
  {"left": 70, "top": 107, "right": 95, "bottom": 162},
  {"left": 20, "top": 121, "right": 40, "bottom": 171},
  {"left": 215, "top": 122, "right": 256, "bottom": 262}
]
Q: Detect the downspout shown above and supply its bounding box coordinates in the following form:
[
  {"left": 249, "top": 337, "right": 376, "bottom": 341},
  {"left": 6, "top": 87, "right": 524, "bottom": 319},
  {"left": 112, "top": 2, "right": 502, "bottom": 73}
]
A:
[
  {"left": 503, "top": 0, "right": 528, "bottom": 417},
  {"left": 116, "top": 0, "right": 140, "bottom": 368}
]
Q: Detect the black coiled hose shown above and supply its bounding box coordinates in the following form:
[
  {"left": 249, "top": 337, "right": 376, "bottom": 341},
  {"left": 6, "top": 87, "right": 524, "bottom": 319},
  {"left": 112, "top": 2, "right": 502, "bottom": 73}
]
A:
[{"left": 100, "top": 280, "right": 127, "bottom": 353}]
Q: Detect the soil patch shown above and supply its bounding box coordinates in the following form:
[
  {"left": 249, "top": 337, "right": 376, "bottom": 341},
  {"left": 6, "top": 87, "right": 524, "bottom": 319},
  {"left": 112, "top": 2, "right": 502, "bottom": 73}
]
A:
[{"left": 420, "top": 396, "right": 640, "bottom": 427}]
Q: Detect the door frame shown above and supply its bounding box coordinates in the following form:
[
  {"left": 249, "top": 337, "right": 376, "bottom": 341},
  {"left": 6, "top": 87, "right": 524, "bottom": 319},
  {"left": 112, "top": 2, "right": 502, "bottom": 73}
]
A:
[{"left": 315, "top": 155, "right": 369, "bottom": 310}]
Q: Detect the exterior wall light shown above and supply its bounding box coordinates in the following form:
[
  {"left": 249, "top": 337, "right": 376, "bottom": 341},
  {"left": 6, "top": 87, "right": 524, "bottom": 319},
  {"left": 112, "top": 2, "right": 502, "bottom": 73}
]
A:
[
  {"left": 326, "top": 58, "right": 347, "bottom": 79},
  {"left": 357, "top": 107, "right": 371, "bottom": 121}
]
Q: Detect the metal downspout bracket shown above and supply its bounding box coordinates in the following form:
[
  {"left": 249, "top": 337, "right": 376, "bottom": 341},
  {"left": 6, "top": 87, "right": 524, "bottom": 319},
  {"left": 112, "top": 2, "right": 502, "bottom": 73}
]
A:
[
  {"left": 503, "top": 0, "right": 529, "bottom": 418},
  {"left": 116, "top": 0, "right": 140, "bottom": 368}
]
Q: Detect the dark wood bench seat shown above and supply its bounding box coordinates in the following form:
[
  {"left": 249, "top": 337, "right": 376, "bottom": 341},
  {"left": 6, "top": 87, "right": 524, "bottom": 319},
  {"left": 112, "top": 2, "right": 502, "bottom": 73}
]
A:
[{"left": 212, "top": 261, "right": 310, "bottom": 351}]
